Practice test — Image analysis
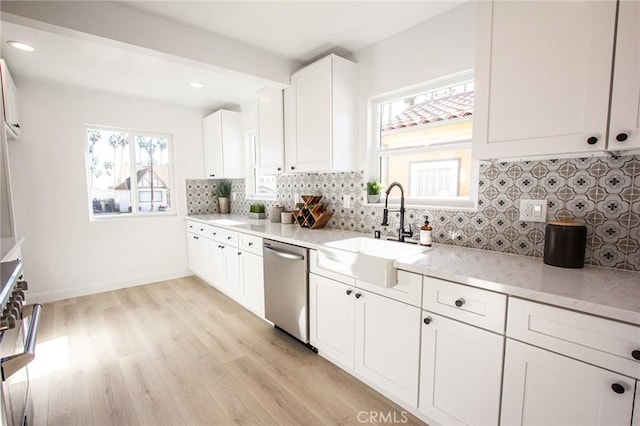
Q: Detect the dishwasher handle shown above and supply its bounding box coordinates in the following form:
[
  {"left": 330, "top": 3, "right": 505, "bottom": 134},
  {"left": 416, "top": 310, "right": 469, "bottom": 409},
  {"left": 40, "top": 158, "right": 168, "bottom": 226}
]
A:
[{"left": 263, "top": 245, "right": 305, "bottom": 261}]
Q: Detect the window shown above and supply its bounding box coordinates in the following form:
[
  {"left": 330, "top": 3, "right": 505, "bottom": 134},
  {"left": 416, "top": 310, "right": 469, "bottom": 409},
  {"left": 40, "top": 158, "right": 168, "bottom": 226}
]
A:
[
  {"left": 86, "top": 127, "right": 173, "bottom": 218},
  {"left": 373, "top": 71, "right": 477, "bottom": 209},
  {"left": 247, "top": 131, "right": 277, "bottom": 199}
]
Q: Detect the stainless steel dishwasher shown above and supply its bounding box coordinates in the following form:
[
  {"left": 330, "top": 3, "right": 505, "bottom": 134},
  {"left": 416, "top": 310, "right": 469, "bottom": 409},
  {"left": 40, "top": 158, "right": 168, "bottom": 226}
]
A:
[{"left": 263, "top": 239, "right": 316, "bottom": 351}]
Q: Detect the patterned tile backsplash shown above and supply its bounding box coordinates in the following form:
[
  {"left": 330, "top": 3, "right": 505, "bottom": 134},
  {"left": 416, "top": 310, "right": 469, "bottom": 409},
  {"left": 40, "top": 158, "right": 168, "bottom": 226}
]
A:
[{"left": 186, "top": 154, "right": 640, "bottom": 271}]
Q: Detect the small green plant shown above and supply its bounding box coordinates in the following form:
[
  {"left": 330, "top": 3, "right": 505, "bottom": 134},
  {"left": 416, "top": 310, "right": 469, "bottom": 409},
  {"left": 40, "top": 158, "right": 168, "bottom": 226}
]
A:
[
  {"left": 216, "top": 180, "right": 231, "bottom": 197},
  {"left": 249, "top": 203, "right": 265, "bottom": 214},
  {"left": 366, "top": 181, "right": 384, "bottom": 195}
]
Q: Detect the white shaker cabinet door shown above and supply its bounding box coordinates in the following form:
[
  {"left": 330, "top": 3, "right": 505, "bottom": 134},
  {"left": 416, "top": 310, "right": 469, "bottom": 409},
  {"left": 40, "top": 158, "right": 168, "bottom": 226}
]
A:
[
  {"left": 224, "top": 246, "right": 241, "bottom": 300},
  {"left": 292, "top": 56, "right": 332, "bottom": 173},
  {"left": 473, "top": 1, "right": 616, "bottom": 160},
  {"left": 187, "top": 233, "right": 203, "bottom": 276},
  {"left": 257, "top": 86, "right": 284, "bottom": 172},
  {"left": 309, "top": 273, "right": 355, "bottom": 371},
  {"left": 608, "top": 0, "right": 640, "bottom": 152},
  {"left": 354, "top": 290, "right": 421, "bottom": 408},
  {"left": 501, "top": 339, "right": 635, "bottom": 426},
  {"left": 419, "top": 312, "right": 503, "bottom": 426},
  {"left": 239, "top": 250, "right": 265, "bottom": 318}
]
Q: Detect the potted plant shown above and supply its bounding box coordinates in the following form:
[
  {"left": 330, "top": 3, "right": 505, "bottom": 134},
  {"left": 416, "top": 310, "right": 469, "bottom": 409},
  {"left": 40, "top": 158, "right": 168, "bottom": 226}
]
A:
[
  {"left": 366, "top": 181, "right": 384, "bottom": 203},
  {"left": 248, "top": 203, "right": 266, "bottom": 219},
  {"left": 216, "top": 180, "right": 232, "bottom": 214}
]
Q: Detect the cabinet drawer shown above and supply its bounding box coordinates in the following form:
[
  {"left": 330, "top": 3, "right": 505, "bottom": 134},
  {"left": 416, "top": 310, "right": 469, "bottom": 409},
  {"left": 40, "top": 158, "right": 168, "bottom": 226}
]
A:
[
  {"left": 508, "top": 298, "right": 640, "bottom": 379},
  {"left": 422, "top": 276, "right": 506, "bottom": 334},
  {"left": 356, "top": 271, "right": 422, "bottom": 308},
  {"left": 201, "top": 225, "right": 223, "bottom": 242},
  {"left": 239, "top": 233, "right": 262, "bottom": 256},
  {"left": 186, "top": 220, "right": 209, "bottom": 238},
  {"left": 221, "top": 229, "right": 239, "bottom": 247}
]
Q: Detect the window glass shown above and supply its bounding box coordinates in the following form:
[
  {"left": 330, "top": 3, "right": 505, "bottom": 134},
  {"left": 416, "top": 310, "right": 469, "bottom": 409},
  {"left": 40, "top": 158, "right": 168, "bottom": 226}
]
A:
[
  {"left": 87, "top": 129, "right": 131, "bottom": 216},
  {"left": 134, "top": 135, "right": 171, "bottom": 212},
  {"left": 376, "top": 77, "right": 475, "bottom": 207},
  {"left": 86, "top": 128, "right": 172, "bottom": 217}
]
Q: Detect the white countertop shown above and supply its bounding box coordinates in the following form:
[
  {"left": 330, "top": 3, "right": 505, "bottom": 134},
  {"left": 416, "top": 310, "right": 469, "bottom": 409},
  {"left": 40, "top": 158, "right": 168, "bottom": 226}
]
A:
[{"left": 187, "top": 214, "right": 640, "bottom": 326}]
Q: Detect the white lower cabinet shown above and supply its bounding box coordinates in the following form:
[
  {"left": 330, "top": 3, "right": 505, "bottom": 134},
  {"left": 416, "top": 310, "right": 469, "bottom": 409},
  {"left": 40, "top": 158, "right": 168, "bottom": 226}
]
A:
[
  {"left": 187, "top": 233, "right": 203, "bottom": 276},
  {"left": 309, "top": 271, "right": 421, "bottom": 408},
  {"left": 355, "top": 289, "right": 421, "bottom": 407},
  {"left": 310, "top": 273, "right": 355, "bottom": 370},
  {"left": 501, "top": 339, "right": 635, "bottom": 426},
  {"left": 238, "top": 250, "right": 264, "bottom": 318},
  {"left": 224, "top": 246, "right": 241, "bottom": 300},
  {"left": 186, "top": 222, "right": 264, "bottom": 319},
  {"left": 419, "top": 312, "right": 503, "bottom": 425}
]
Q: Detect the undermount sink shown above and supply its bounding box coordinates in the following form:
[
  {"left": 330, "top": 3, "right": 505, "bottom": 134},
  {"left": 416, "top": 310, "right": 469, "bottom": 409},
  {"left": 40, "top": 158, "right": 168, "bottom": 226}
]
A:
[
  {"left": 317, "top": 237, "right": 429, "bottom": 287},
  {"left": 209, "top": 219, "right": 246, "bottom": 226}
]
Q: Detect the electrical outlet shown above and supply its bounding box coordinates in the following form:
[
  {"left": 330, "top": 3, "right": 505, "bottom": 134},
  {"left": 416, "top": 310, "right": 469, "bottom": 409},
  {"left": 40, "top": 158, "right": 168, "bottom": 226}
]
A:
[
  {"left": 519, "top": 199, "right": 547, "bottom": 222},
  {"left": 343, "top": 195, "right": 351, "bottom": 209}
]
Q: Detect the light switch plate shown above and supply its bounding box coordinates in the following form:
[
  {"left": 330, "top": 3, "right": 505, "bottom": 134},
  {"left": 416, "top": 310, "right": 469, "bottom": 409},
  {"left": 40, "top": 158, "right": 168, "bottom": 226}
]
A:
[{"left": 519, "top": 199, "right": 547, "bottom": 222}]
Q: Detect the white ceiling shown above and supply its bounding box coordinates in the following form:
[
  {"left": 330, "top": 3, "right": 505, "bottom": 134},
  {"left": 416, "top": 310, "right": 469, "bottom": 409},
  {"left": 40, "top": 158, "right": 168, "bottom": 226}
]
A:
[
  {"left": 117, "top": 1, "right": 463, "bottom": 62},
  {"left": 0, "top": 21, "right": 267, "bottom": 111},
  {"left": 1, "top": 1, "right": 463, "bottom": 110}
]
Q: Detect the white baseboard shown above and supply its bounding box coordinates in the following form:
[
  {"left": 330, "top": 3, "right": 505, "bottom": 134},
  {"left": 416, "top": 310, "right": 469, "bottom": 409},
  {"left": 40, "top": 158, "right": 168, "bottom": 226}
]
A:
[{"left": 28, "top": 269, "right": 192, "bottom": 304}]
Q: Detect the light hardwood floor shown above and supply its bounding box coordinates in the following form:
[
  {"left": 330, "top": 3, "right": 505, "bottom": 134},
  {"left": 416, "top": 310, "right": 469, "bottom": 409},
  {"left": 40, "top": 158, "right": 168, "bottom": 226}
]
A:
[{"left": 29, "top": 276, "right": 425, "bottom": 425}]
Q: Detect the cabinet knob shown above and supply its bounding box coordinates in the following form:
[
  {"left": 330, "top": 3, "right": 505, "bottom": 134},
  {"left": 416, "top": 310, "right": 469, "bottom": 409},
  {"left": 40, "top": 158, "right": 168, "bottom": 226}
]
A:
[
  {"left": 248, "top": 242, "right": 253, "bottom": 246},
  {"left": 227, "top": 236, "right": 232, "bottom": 240},
  {"left": 587, "top": 136, "right": 598, "bottom": 145},
  {"left": 291, "top": 166, "right": 296, "bottom": 170},
  {"left": 219, "top": 245, "right": 224, "bottom": 249},
  {"left": 200, "top": 228, "right": 204, "bottom": 232},
  {"left": 210, "top": 174, "right": 215, "bottom": 177},
  {"left": 454, "top": 298, "right": 465, "bottom": 307},
  {"left": 611, "top": 383, "right": 625, "bottom": 394},
  {"left": 355, "top": 293, "right": 362, "bottom": 299},
  {"left": 193, "top": 236, "right": 199, "bottom": 240},
  {"left": 277, "top": 167, "right": 282, "bottom": 172},
  {"left": 212, "top": 232, "right": 217, "bottom": 235},
  {"left": 346, "top": 289, "right": 353, "bottom": 295},
  {"left": 423, "top": 317, "right": 432, "bottom": 325},
  {"left": 631, "top": 350, "right": 640, "bottom": 360},
  {"left": 237, "top": 252, "right": 241, "bottom": 256},
  {"left": 616, "top": 133, "right": 629, "bottom": 142}
]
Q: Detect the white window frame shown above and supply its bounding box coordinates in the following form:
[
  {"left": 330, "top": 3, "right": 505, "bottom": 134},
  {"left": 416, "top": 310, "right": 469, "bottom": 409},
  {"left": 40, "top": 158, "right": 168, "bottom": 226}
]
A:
[
  {"left": 84, "top": 125, "right": 176, "bottom": 220},
  {"left": 245, "top": 130, "right": 278, "bottom": 201},
  {"left": 367, "top": 69, "right": 478, "bottom": 210}
]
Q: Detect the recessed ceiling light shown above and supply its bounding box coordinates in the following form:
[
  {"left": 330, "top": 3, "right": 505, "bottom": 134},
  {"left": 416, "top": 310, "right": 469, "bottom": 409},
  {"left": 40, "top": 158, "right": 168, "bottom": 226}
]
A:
[
  {"left": 7, "top": 41, "right": 35, "bottom": 52},
  {"left": 189, "top": 81, "right": 204, "bottom": 88}
]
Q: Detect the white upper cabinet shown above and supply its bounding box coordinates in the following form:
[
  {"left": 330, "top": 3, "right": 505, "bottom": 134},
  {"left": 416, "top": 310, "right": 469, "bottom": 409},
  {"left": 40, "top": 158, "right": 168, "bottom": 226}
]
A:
[
  {"left": 256, "top": 86, "right": 284, "bottom": 174},
  {"left": 608, "top": 0, "right": 640, "bottom": 151},
  {"left": 473, "top": 1, "right": 623, "bottom": 160},
  {"left": 0, "top": 60, "right": 21, "bottom": 139},
  {"left": 285, "top": 54, "right": 358, "bottom": 173},
  {"left": 203, "top": 109, "right": 244, "bottom": 179}
]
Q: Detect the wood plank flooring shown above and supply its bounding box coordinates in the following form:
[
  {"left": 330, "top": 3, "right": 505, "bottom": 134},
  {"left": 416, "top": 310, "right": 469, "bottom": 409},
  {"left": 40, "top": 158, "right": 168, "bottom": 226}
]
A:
[{"left": 28, "top": 276, "right": 425, "bottom": 426}]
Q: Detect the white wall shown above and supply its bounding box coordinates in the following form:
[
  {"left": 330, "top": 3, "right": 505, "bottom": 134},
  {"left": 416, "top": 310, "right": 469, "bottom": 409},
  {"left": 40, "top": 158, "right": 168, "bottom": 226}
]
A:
[
  {"left": 354, "top": 2, "right": 476, "bottom": 172},
  {"left": 9, "top": 79, "right": 205, "bottom": 302}
]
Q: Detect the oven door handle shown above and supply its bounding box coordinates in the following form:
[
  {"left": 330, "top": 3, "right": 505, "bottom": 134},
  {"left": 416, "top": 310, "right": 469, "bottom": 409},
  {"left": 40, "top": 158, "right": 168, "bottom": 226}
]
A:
[{"left": 1, "top": 303, "right": 42, "bottom": 381}]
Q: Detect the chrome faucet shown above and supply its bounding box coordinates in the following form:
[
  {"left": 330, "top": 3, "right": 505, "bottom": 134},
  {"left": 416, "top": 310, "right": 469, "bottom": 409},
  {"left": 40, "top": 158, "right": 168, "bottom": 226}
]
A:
[{"left": 380, "top": 182, "right": 413, "bottom": 242}]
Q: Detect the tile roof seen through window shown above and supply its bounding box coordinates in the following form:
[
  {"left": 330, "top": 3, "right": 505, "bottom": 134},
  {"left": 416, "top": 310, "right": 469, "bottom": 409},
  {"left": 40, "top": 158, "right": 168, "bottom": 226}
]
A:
[{"left": 382, "top": 90, "right": 473, "bottom": 131}]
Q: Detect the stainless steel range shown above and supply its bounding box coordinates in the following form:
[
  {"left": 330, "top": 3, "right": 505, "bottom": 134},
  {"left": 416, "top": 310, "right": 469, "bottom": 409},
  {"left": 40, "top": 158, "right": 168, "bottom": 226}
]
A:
[{"left": 0, "top": 260, "right": 41, "bottom": 426}]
